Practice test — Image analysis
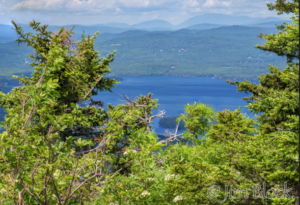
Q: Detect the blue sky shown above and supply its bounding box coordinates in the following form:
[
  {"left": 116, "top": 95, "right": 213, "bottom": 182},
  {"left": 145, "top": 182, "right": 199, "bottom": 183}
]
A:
[{"left": 0, "top": 0, "right": 292, "bottom": 25}]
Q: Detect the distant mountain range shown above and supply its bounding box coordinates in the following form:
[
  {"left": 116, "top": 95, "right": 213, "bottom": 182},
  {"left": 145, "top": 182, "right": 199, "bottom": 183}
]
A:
[
  {"left": 93, "top": 25, "right": 286, "bottom": 79},
  {"left": 0, "top": 13, "right": 290, "bottom": 81},
  {"left": 246, "top": 21, "right": 292, "bottom": 28},
  {"left": 0, "top": 13, "right": 291, "bottom": 43},
  {"left": 185, "top": 23, "right": 223, "bottom": 30},
  {"left": 99, "top": 14, "right": 288, "bottom": 30},
  {"left": 132, "top": 20, "right": 173, "bottom": 30},
  {"left": 0, "top": 25, "right": 287, "bottom": 81}
]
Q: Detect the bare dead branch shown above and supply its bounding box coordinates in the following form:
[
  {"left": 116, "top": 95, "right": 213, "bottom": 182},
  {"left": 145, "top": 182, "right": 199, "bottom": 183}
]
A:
[
  {"left": 150, "top": 110, "right": 166, "bottom": 120},
  {"left": 158, "top": 120, "right": 183, "bottom": 144},
  {"left": 49, "top": 173, "right": 62, "bottom": 205},
  {"left": 117, "top": 94, "right": 165, "bottom": 132},
  {"left": 64, "top": 173, "right": 98, "bottom": 202},
  {"left": 18, "top": 189, "right": 25, "bottom": 205},
  {"left": 65, "top": 159, "right": 79, "bottom": 204},
  {"left": 130, "top": 114, "right": 145, "bottom": 121},
  {"left": 73, "top": 137, "right": 110, "bottom": 156},
  {"left": 23, "top": 104, "right": 37, "bottom": 130},
  {"left": 80, "top": 75, "right": 103, "bottom": 102},
  {"left": 25, "top": 188, "right": 42, "bottom": 205}
]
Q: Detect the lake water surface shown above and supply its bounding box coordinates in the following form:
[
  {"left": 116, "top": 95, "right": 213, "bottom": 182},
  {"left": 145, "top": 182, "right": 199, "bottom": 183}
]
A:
[
  {"left": 1, "top": 77, "right": 259, "bottom": 134},
  {"left": 92, "top": 76, "right": 258, "bottom": 134}
]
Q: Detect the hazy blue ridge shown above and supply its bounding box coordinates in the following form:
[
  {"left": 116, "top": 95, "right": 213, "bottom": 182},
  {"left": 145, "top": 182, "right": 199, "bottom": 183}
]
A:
[{"left": 0, "top": 21, "right": 288, "bottom": 81}]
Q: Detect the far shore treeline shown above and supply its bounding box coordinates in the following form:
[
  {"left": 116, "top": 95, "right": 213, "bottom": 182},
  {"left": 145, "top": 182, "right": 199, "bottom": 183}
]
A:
[{"left": 0, "top": 25, "right": 287, "bottom": 82}]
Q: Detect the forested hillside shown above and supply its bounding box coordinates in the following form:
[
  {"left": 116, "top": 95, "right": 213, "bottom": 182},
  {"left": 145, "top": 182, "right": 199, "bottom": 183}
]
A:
[
  {"left": 0, "top": 26, "right": 286, "bottom": 81},
  {"left": 95, "top": 26, "right": 286, "bottom": 79}
]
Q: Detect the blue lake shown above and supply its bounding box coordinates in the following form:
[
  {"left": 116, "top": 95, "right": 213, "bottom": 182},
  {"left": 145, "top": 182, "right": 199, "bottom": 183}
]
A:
[
  {"left": 1, "top": 76, "right": 259, "bottom": 135},
  {"left": 91, "top": 76, "right": 258, "bottom": 134}
]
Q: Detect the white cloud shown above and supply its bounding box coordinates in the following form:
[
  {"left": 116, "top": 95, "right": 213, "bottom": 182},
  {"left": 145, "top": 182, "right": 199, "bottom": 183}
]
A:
[
  {"left": 113, "top": 7, "right": 122, "bottom": 14},
  {"left": 202, "top": 0, "right": 214, "bottom": 7},
  {"left": 222, "top": 1, "right": 231, "bottom": 6},
  {"left": 12, "top": 0, "right": 100, "bottom": 12},
  {"left": 11, "top": 0, "right": 175, "bottom": 12},
  {"left": 6, "top": 0, "right": 291, "bottom": 25},
  {"left": 118, "top": 0, "right": 150, "bottom": 8},
  {"left": 0, "top": 0, "right": 6, "bottom": 15},
  {"left": 203, "top": 0, "right": 231, "bottom": 8},
  {"left": 9, "top": 0, "right": 276, "bottom": 15},
  {"left": 191, "top": 7, "right": 201, "bottom": 12},
  {"left": 186, "top": 0, "right": 200, "bottom": 7}
]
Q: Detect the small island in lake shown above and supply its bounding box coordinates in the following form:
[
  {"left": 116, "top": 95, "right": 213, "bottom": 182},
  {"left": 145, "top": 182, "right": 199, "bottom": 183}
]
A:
[{"left": 159, "top": 117, "right": 185, "bottom": 130}]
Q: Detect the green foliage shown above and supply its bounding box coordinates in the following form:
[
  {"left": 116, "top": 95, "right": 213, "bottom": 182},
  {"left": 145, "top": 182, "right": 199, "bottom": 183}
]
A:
[
  {"left": 267, "top": 0, "right": 299, "bottom": 15},
  {"left": 0, "top": 1, "right": 298, "bottom": 204},
  {"left": 227, "top": 0, "right": 299, "bottom": 135},
  {"left": 255, "top": 8, "right": 299, "bottom": 62},
  {"left": 103, "top": 93, "right": 164, "bottom": 175},
  {"left": 177, "top": 102, "right": 216, "bottom": 142},
  {"left": 0, "top": 20, "right": 123, "bottom": 204},
  {"left": 0, "top": 54, "right": 104, "bottom": 203},
  {"left": 207, "top": 107, "right": 257, "bottom": 143},
  {"left": 228, "top": 64, "right": 299, "bottom": 134},
  {"left": 94, "top": 1, "right": 299, "bottom": 204}
]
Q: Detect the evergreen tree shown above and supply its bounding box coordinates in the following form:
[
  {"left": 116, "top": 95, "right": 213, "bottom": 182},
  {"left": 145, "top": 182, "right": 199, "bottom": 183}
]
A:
[
  {"left": 0, "top": 21, "right": 119, "bottom": 143},
  {"left": 0, "top": 21, "right": 163, "bottom": 204},
  {"left": 227, "top": 0, "right": 299, "bottom": 134}
]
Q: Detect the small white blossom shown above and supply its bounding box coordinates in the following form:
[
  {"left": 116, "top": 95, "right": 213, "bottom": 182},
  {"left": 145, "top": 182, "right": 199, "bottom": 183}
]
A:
[
  {"left": 110, "top": 203, "right": 118, "bottom": 205},
  {"left": 141, "top": 191, "right": 150, "bottom": 197},
  {"left": 124, "top": 150, "right": 137, "bottom": 155},
  {"left": 173, "top": 195, "right": 184, "bottom": 202},
  {"left": 146, "top": 178, "right": 155, "bottom": 181},
  {"left": 165, "top": 174, "right": 175, "bottom": 181}
]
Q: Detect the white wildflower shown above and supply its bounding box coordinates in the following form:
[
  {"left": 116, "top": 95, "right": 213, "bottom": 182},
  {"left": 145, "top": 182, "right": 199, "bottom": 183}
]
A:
[
  {"left": 173, "top": 195, "right": 184, "bottom": 202},
  {"left": 124, "top": 150, "right": 137, "bottom": 155},
  {"left": 141, "top": 191, "right": 150, "bottom": 197},
  {"left": 165, "top": 174, "right": 175, "bottom": 181},
  {"left": 146, "top": 178, "right": 155, "bottom": 181},
  {"left": 110, "top": 203, "right": 118, "bottom": 205}
]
